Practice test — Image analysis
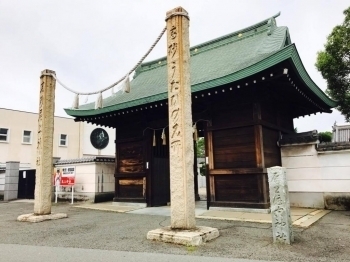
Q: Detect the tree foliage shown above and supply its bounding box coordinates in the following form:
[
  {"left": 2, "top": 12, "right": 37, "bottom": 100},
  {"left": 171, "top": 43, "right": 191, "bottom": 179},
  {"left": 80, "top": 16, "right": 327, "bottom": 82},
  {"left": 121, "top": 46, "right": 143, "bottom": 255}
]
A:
[
  {"left": 196, "top": 137, "right": 205, "bottom": 157},
  {"left": 316, "top": 7, "right": 350, "bottom": 121},
  {"left": 318, "top": 131, "right": 333, "bottom": 143}
]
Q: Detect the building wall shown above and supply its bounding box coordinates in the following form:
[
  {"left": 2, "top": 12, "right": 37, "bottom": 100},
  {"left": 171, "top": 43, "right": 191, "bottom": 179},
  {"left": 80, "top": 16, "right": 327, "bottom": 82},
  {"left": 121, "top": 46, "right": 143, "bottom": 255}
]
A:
[
  {"left": 53, "top": 115, "right": 81, "bottom": 160},
  {"left": 81, "top": 123, "right": 115, "bottom": 157},
  {"left": 332, "top": 123, "right": 350, "bottom": 142},
  {"left": 281, "top": 142, "right": 350, "bottom": 210},
  {"left": 95, "top": 163, "right": 115, "bottom": 193},
  {"left": 55, "top": 161, "right": 115, "bottom": 202},
  {"left": 0, "top": 108, "right": 115, "bottom": 168}
]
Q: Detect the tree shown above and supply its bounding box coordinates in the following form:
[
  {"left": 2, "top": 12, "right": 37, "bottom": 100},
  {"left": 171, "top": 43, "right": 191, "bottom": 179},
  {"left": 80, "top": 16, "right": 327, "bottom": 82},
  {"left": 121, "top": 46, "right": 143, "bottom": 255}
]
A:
[
  {"left": 196, "top": 137, "right": 205, "bottom": 158},
  {"left": 318, "top": 131, "right": 333, "bottom": 143},
  {"left": 316, "top": 7, "right": 350, "bottom": 121},
  {"left": 196, "top": 137, "right": 206, "bottom": 176}
]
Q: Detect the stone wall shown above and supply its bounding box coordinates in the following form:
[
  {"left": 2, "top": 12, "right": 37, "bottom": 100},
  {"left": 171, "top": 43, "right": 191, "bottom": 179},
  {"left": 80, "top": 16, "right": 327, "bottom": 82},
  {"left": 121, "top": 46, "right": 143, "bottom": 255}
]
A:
[
  {"left": 281, "top": 141, "right": 350, "bottom": 210},
  {"left": 4, "top": 162, "right": 20, "bottom": 201},
  {"left": 0, "top": 173, "right": 5, "bottom": 192}
]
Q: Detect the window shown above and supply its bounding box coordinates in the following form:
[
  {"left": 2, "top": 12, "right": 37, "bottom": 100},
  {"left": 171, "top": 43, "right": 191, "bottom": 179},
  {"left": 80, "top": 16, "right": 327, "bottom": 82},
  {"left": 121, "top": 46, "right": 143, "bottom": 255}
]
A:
[
  {"left": 22, "top": 130, "right": 32, "bottom": 144},
  {"left": 0, "top": 128, "right": 9, "bottom": 142},
  {"left": 60, "top": 134, "right": 67, "bottom": 146}
]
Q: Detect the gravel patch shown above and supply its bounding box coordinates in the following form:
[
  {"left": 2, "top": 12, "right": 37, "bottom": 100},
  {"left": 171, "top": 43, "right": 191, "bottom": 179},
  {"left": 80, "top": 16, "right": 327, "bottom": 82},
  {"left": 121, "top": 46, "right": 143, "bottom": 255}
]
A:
[{"left": 0, "top": 201, "right": 349, "bottom": 261}]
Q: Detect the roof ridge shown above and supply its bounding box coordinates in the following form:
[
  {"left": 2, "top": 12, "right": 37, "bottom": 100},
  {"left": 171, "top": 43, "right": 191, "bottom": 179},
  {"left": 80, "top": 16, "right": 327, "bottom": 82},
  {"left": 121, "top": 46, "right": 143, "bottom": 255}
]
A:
[
  {"left": 190, "top": 12, "right": 280, "bottom": 51},
  {"left": 137, "top": 12, "right": 281, "bottom": 72}
]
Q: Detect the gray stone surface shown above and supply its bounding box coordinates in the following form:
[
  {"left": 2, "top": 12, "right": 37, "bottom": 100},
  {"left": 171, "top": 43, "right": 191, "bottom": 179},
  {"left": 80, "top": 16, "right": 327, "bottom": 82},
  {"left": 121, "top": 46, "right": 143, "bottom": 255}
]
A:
[
  {"left": 113, "top": 202, "right": 147, "bottom": 208},
  {"left": 267, "top": 167, "right": 294, "bottom": 244},
  {"left": 17, "top": 212, "right": 68, "bottom": 222},
  {"left": 4, "top": 161, "right": 19, "bottom": 201},
  {"left": 147, "top": 226, "right": 219, "bottom": 246},
  {"left": 5, "top": 176, "right": 19, "bottom": 184},
  {"left": 324, "top": 192, "right": 350, "bottom": 210},
  {"left": 5, "top": 161, "right": 20, "bottom": 169},
  {"left": 5, "top": 183, "right": 19, "bottom": 191},
  {"left": 4, "top": 190, "right": 18, "bottom": 201},
  {"left": 210, "top": 207, "right": 271, "bottom": 214}
]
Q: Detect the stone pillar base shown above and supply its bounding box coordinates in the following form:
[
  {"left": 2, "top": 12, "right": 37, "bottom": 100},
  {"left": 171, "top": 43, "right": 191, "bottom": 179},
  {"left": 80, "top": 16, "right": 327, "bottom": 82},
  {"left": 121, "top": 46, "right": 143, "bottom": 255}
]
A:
[
  {"left": 147, "top": 226, "right": 219, "bottom": 246},
  {"left": 17, "top": 213, "right": 67, "bottom": 223}
]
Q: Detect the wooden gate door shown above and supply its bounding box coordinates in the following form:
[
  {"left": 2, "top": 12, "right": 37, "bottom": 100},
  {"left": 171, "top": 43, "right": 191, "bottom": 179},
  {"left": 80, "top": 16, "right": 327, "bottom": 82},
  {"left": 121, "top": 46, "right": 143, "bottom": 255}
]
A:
[
  {"left": 114, "top": 138, "right": 147, "bottom": 203},
  {"left": 149, "top": 129, "right": 170, "bottom": 207},
  {"left": 18, "top": 169, "right": 36, "bottom": 199}
]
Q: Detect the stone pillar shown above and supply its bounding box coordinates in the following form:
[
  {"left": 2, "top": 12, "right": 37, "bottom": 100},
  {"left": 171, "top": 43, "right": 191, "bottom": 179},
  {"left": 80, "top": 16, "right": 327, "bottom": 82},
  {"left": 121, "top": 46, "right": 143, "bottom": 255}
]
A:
[
  {"left": 166, "top": 7, "right": 195, "bottom": 229},
  {"left": 267, "top": 166, "right": 294, "bottom": 244},
  {"left": 34, "top": 69, "right": 56, "bottom": 215},
  {"left": 4, "top": 161, "right": 20, "bottom": 201}
]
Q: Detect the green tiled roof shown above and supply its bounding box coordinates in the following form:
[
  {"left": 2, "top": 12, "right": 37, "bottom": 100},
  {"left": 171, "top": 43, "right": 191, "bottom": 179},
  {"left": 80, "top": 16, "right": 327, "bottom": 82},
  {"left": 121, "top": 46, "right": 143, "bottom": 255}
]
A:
[{"left": 65, "top": 14, "right": 336, "bottom": 117}]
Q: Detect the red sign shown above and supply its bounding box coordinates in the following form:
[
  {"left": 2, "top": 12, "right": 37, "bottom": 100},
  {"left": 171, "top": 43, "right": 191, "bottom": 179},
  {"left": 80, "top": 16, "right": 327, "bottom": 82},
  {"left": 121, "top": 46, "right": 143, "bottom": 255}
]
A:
[
  {"left": 54, "top": 167, "right": 75, "bottom": 186},
  {"left": 60, "top": 176, "right": 75, "bottom": 186}
]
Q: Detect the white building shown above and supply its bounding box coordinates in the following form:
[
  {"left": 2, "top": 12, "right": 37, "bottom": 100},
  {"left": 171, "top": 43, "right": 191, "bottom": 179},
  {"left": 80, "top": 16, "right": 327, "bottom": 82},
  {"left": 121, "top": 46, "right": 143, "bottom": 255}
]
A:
[
  {"left": 332, "top": 122, "right": 350, "bottom": 142},
  {"left": 280, "top": 131, "right": 350, "bottom": 210},
  {"left": 0, "top": 108, "right": 116, "bottom": 201},
  {"left": 0, "top": 108, "right": 115, "bottom": 168}
]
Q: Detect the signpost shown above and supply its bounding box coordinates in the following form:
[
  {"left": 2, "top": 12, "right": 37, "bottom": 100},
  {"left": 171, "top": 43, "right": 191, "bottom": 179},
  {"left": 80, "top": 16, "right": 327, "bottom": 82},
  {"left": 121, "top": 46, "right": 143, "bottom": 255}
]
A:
[{"left": 54, "top": 167, "right": 76, "bottom": 204}]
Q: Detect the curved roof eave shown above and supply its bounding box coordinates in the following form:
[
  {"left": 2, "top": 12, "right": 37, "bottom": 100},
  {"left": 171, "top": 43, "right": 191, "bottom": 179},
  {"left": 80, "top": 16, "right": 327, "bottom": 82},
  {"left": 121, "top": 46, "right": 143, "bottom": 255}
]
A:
[
  {"left": 288, "top": 45, "right": 337, "bottom": 107},
  {"left": 65, "top": 44, "right": 336, "bottom": 117}
]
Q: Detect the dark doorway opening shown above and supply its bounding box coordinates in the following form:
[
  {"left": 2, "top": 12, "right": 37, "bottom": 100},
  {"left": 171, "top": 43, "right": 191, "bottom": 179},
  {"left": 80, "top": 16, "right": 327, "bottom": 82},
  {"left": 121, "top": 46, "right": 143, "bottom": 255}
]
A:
[
  {"left": 149, "top": 129, "right": 170, "bottom": 207},
  {"left": 18, "top": 169, "right": 36, "bottom": 199}
]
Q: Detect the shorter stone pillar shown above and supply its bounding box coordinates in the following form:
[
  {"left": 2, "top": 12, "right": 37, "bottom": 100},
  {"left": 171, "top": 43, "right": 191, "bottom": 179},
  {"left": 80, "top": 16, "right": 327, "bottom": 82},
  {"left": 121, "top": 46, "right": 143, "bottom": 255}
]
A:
[
  {"left": 267, "top": 166, "right": 294, "bottom": 244},
  {"left": 4, "top": 161, "right": 20, "bottom": 201}
]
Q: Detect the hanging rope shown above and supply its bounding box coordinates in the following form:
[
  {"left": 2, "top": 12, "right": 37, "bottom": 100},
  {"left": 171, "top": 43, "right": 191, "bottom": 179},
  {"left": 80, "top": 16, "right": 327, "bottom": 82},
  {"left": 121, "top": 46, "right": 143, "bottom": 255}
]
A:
[
  {"left": 142, "top": 119, "right": 211, "bottom": 145},
  {"left": 161, "top": 128, "right": 166, "bottom": 145},
  {"left": 52, "top": 26, "right": 166, "bottom": 96}
]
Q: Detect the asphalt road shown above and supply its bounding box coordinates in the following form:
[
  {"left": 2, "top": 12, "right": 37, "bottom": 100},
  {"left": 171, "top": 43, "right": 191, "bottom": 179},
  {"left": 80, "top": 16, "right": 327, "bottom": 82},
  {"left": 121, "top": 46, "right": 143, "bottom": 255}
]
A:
[
  {"left": 0, "top": 244, "right": 276, "bottom": 262},
  {"left": 0, "top": 201, "right": 349, "bottom": 262}
]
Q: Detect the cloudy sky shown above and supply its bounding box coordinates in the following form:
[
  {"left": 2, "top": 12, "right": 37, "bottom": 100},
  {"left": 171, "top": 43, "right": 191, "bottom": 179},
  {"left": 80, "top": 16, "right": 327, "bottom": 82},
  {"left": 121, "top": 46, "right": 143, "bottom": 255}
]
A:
[{"left": 0, "top": 0, "right": 348, "bottom": 132}]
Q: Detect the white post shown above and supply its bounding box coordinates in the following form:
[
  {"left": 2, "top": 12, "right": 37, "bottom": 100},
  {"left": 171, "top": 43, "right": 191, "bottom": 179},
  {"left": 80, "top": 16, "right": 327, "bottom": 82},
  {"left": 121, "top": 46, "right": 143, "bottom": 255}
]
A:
[
  {"left": 71, "top": 186, "right": 74, "bottom": 204},
  {"left": 55, "top": 186, "right": 58, "bottom": 203}
]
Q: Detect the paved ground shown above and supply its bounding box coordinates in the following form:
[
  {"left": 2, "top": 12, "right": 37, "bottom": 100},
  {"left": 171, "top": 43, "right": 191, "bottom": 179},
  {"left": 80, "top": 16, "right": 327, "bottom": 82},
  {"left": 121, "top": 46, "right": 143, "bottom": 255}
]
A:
[
  {"left": 0, "top": 244, "right": 276, "bottom": 262},
  {"left": 0, "top": 201, "right": 349, "bottom": 262},
  {"left": 74, "top": 201, "right": 330, "bottom": 228}
]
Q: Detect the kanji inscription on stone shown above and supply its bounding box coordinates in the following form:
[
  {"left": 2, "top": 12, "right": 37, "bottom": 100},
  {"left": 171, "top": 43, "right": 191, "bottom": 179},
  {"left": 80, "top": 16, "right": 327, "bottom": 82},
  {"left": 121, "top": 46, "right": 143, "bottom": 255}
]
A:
[{"left": 268, "top": 166, "right": 294, "bottom": 244}]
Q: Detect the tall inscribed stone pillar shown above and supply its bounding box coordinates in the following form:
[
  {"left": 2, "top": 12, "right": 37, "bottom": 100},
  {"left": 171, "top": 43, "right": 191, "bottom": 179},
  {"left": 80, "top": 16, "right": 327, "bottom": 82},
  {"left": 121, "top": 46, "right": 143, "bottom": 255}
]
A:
[
  {"left": 166, "top": 7, "right": 196, "bottom": 229},
  {"left": 34, "top": 69, "right": 56, "bottom": 215},
  {"left": 268, "top": 166, "right": 294, "bottom": 244},
  {"left": 147, "top": 7, "right": 219, "bottom": 245}
]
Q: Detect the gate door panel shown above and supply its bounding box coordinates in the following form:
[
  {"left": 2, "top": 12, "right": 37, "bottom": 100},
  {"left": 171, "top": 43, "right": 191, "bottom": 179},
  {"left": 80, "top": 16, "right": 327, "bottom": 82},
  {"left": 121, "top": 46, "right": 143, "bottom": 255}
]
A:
[{"left": 115, "top": 138, "right": 147, "bottom": 202}]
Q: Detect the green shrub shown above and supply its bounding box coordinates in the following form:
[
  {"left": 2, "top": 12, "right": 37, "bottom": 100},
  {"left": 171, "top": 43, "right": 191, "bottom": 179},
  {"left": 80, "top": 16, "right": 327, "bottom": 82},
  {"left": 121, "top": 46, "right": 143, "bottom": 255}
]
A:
[{"left": 318, "top": 131, "right": 332, "bottom": 143}]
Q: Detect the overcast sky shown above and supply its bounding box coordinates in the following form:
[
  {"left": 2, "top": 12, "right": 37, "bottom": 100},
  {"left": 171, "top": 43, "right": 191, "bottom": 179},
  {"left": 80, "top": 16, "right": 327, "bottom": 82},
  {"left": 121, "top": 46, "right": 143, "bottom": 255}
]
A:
[{"left": 0, "top": 0, "right": 349, "bottom": 132}]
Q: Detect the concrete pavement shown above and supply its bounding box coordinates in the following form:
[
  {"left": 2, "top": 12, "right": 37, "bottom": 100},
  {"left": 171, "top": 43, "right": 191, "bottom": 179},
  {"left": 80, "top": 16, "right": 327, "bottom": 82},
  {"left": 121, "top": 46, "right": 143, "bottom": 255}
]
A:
[{"left": 74, "top": 200, "right": 331, "bottom": 228}]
